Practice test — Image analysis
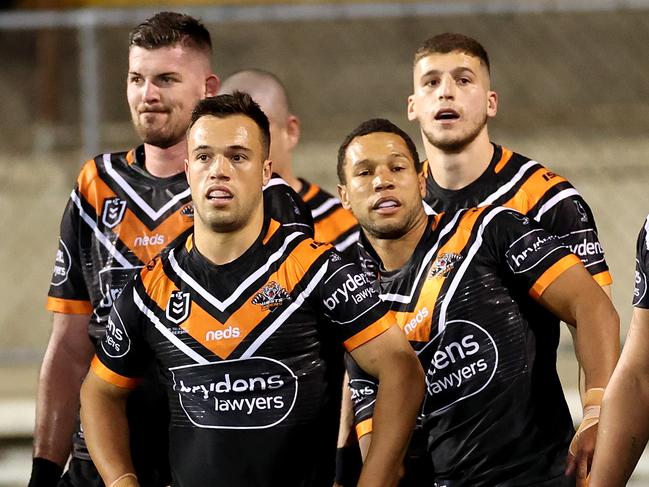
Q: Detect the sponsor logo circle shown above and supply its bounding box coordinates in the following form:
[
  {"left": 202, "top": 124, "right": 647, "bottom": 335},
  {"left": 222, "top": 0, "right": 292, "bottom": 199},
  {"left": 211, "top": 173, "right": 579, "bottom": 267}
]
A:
[
  {"left": 50, "top": 238, "right": 72, "bottom": 286},
  {"left": 633, "top": 259, "right": 647, "bottom": 306}
]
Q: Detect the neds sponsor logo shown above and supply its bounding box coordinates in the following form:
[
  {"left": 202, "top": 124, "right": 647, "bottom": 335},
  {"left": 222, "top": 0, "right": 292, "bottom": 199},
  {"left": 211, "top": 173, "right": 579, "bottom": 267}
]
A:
[
  {"left": 171, "top": 357, "right": 297, "bottom": 429},
  {"left": 422, "top": 320, "right": 498, "bottom": 414}
]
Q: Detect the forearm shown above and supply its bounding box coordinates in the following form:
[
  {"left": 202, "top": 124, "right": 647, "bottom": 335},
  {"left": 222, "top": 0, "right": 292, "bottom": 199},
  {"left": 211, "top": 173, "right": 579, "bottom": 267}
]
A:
[
  {"left": 589, "top": 364, "right": 649, "bottom": 486},
  {"left": 357, "top": 351, "right": 424, "bottom": 487},
  {"left": 80, "top": 372, "right": 135, "bottom": 484},
  {"left": 337, "top": 371, "right": 355, "bottom": 448}
]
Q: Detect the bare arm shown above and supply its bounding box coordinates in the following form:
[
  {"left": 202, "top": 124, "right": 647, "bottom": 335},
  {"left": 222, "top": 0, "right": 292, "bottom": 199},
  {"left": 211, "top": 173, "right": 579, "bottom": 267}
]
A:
[
  {"left": 80, "top": 369, "right": 138, "bottom": 486},
  {"left": 32, "top": 312, "right": 94, "bottom": 467},
  {"left": 589, "top": 307, "right": 649, "bottom": 487},
  {"left": 538, "top": 264, "right": 620, "bottom": 483},
  {"left": 350, "top": 326, "right": 424, "bottom": 487}
]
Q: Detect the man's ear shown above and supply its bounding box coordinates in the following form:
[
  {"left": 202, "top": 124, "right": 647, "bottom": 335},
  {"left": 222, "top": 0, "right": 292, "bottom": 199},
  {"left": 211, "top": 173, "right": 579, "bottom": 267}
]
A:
[
  {"left": 286, "top": 115, "right": 301, "bottom": 151},
  {"left": 184, "top": 159, "right": 190, "bottom": 182},
  {"left": 487, "top": 90, "right": 498, "bottom": 118},
  {"left": 337, "top": 184, "right": 351, "bottom": 211},
  {"left": 262, "top": 159, "right": 273, "bottom": 186},
  {"left": 418, "top": 169, "right": 426, "bottom": 198},
  {"left": 205, "top": 74, "right": 220, "bottom": 97},
  {"left": 407, "top": 94, "right": 417, "bottom": 122}
]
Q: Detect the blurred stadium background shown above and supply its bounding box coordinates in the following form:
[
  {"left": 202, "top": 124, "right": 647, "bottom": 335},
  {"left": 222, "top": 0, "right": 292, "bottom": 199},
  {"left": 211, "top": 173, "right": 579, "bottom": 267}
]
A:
[{"left": 1, "top": 0, "right": 649, "bottom": 484}]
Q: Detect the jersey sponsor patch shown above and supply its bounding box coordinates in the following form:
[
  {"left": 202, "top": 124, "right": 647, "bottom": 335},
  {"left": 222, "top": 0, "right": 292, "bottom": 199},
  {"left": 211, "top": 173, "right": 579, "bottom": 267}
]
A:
[
  {"left": 101, "top": 197, "right": 127, "bottom": 229},
  {"left": 50, "top": 238, "right": 72, "bottom": 286},
  {"left": 166, "top": 291, "right": 191, "bottom": 324},
  {"left": 170, "top": 357, "right": 298, "bottom": 429},
  {"left": 251, "top": 281, "right": 291, "bottom": 311},
  {"left": 101, "top": 311, "right": 131, "bottom": 358},
  {"left": 323, "top": 271, "right": 376, "bottom": 310},
  {"left": 557, "top": 229, "right": 604, "bottom": 266},
  {"left": 634, "top": 258, "right": 647, "bottom": 307},
  {"left": 421, "top": 320, "right": 498, "bottom": 414},
  {"left": 505, "top": 229, "right": 562, "bottom": 274}
]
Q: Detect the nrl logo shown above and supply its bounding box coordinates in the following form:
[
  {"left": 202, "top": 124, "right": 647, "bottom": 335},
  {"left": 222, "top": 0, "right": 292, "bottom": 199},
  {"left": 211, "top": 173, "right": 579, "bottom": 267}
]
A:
[
  {"left": 428, "top": 252, "right": 463, "bottom": 279},
  {"left": 101, "top": 197, "right": 127, "bottom": 229},
  {"left": 251, "top": 281, "right": 291, "bottom": 311},
  {"left": 166, "top": 291, "right": 191, "bottom": 324}
]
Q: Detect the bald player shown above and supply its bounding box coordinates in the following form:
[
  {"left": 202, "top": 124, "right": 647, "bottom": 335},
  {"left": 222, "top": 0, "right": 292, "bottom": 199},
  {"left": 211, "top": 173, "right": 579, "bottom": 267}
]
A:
[{"left": 219, "top": 69, "right": 359, "bottom": 252}]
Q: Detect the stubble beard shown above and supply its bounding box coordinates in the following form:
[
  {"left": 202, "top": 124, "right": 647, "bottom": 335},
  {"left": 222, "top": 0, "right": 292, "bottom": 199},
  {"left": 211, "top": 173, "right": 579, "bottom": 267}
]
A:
[
  {"left": 423, "top": 113, "right": 488, "bottom": 153},
  {"left": 132, "top": 111, "right": 186, "bottom": 149}
]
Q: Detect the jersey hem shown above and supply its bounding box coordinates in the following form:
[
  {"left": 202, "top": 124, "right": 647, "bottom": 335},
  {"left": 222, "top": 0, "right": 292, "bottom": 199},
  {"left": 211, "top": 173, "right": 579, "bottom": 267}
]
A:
[
  {"left": 529, "top": 254, "right": 581, "bottom": 300},
  {"left": 91, "top": 356, "right": 140, "bottom": 389}
]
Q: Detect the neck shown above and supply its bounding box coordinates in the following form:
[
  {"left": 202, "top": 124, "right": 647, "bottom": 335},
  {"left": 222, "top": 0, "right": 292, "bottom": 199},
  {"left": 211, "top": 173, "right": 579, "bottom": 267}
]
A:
[
  {"left": 193, "top": 206, "right": 265, "bottom": 266},
  {"left": 424, "top": 129, "right": 494, "bottom": 190},
  {"left": 272, "top": 160, "right": 303, "bottom": 193},
  {"left": 143, "top": 139, "right": 187, "bottom": 178},
  {"left": 365, "top": 210, "right": 429, "bottom": 272}
]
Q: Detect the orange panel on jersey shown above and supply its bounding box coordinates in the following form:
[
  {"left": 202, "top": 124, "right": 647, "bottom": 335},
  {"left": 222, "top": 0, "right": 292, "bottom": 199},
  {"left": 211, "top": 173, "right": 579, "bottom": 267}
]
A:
[
  {"left": 529, "top": 254, "right": 581, "bottom": 300},
  {"left": 46, "top": 296, "right": 93, "bottom": 315},
  {"left": 262, "top": 219, "right": 282, "bottom": 245},
  {"left": 77, "top": 161, "right": 115, "bottom": 217},
  {"left": 396, "top": 298, "right": 434, "bottom": 343},
  {"left": 494, "top": 146, "right": 514, "bottom": 173},
  {"left": 314, "top": 207, "right": 358, "bottom": 243},
  {"left": 592, "top": 271, "right": 613, "bottom": 287},
  {"left": 355, "top": 418, "right": 373, "bottom": 439},
  {"left": 344, "top": 314, "right": 393, "bottom": 352},
  {"left": 91, "top": 355, "right": 140, "bottom": 389},
  {"left": 504, "top": 168, "right": 568, "bottom": 214},
  {"left": 301, "top": 183, "right": 320, "bottom": 202}
]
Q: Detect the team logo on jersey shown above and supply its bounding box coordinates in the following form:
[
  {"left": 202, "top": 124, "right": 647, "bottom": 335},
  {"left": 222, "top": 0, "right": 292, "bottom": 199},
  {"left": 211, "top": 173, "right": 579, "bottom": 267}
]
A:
[
  {"left": 180, "top": 203, "right": 194, "bottom": 219},
  {"left": 50, "top": 238, "right": 71, "bottom": 286},
  {"left": 101, "top": 197, "right": 127, "bottom": 229},
  {"left": 251, "top": 281, "right": 291, "bottom": 311},
  {"left": 170, "top": 357, "right": 298, "bottom": 429},
  {"left": 166, "top": 291, "right": 191, "bottom": 324},
  {"left": 574, "top": 201, "right": 589, "bottom": 223},
  {"left": 428, "top": 253, "right": 463, "bottom": 279}
]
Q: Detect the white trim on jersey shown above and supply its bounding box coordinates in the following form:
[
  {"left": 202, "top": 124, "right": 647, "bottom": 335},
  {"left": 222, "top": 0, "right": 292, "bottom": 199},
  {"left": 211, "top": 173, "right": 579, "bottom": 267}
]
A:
[
  {"left": 70, "top": 190, "right": 134, "bottom": 268},
  {"left": 643, "top": 214, "right": 649, "bottom": 251},
  {"left": 380, "top": 209, "right": 465, "bottom": 304},
  {"left": 133, "top": 287, "right": 209, "bottom": 365},
  {"left": 167, "top": 231, "right": 305, "bottom": 313},
  {"left": 335, "top": 231, "right": 360, "bottom": 252},
  {"left": 437, "top": 206, "right": 510, "bottom": 333},
  {"left": 263, "top": 177, "right": 288, "bottom": 189},
  {"left": 311, "top": 197, "right": 342, "bottom": 219},
  {"left": 532, "top": 188, "right": 580, "bottom": 222},
  {"left": 423, "top": 200, "right": 436, "bottom": 215},
  {"left": 240, "top": 261, "right": 330, "bottom": 358},
  {"left": 478, "top": 160, "right": 539, "bottom": 207},
  {"left": 102, "top": 153, "right": 191, "bottom": 221}
]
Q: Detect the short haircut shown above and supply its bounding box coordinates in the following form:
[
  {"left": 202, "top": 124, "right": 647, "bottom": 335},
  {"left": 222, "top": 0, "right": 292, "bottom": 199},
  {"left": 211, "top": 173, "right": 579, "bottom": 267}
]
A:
[
  {"left": 337, "top": 118, "right": 421, "bottom": 184},
  {"left": 189, "top": 92, "right": 271, "bottom": 159},
  {"left": 414, "top": 32, "right": 490, "bottom": 73},
  {"left": 129, "top": 11, "right": 212, "bottom": 53}
]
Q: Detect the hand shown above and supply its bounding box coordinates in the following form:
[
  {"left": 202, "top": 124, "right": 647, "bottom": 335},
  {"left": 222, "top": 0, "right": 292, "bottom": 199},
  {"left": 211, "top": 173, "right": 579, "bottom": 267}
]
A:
[{"left": 566, "top": 420, "right": 598, "bottom": 487}]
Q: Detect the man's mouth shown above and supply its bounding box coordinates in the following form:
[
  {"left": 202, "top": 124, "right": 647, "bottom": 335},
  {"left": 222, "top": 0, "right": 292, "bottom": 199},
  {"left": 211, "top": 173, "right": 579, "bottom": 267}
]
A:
[
  {"left": 206, "top": 187, "right": 233, "bottom": 201},
  {"left": 373, "top": 197, "right": 400, "bottom": 211},
  {"left": 434, "top": 108, "right": 460, "bottom": 121}
]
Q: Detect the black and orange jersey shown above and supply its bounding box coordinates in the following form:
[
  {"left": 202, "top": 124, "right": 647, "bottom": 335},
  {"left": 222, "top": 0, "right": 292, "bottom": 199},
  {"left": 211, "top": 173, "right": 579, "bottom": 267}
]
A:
[
  {"left": 424, "top": 144, "right": 611, "bottom": 286},
  {"left": 45, "top": 145, "right": 312, "bottom": 466},
  {"left": 93, "top": 217, "right": 393, "bottom": 487},
  {"left": 633, "top": 214, "right": 649, "bottom": 308},
  {"left": 347, "top": 207, "right": 581, "bottom": 486},
  {"left": 299, "top": 178, "right": 359, "bottom": 252}
]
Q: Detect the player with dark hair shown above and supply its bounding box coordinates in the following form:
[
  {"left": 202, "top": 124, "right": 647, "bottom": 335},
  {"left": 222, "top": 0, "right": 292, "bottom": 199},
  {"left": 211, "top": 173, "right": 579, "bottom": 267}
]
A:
[
  {"left": 219, "top": 69, "right": 359, "bottom": 252},
  {"left": 30, "top": 12, "right": 311, "bottom": 487},
  {"left": 406, "top": 32, "right": 617, "bottom": 482},
  {"left": 80, "top": 93, "right": 424, "bottom": 487},
  {"left": 337, "top": 118, "right": 619, "bottom": 486}
]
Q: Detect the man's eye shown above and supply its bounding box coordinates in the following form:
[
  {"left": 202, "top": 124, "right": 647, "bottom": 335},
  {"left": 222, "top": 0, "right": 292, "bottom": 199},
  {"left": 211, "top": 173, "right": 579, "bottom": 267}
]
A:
[
  {"left": 231, "top": 154, "right": 247, "bottom": 162},
  {"left": 129, "top": 76, "right": 142, "bottom": 84},
  {"left": 458, "top": 77, "right": 471, "bottom": 85},
  {"left": 197, "top": 154, "right": 210, "bottom": 162}
]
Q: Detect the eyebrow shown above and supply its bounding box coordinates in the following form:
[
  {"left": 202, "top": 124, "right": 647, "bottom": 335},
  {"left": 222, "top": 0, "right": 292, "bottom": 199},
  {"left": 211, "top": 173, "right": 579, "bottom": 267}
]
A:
[
  {"left": 192, "top": 144, "right": 212, "bottom": 154},
  {"left": 420, "top": 66, "right": 476, "bottom": 78}
]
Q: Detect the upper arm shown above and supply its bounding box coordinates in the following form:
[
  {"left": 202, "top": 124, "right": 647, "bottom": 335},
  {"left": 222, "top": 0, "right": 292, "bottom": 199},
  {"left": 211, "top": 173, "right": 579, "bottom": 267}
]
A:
[
  {"left": 46, "top": 312, "right": 94, "bottom": 364},
  {"left": 349, "top": 325, "right": 417, "bottom": 380}
]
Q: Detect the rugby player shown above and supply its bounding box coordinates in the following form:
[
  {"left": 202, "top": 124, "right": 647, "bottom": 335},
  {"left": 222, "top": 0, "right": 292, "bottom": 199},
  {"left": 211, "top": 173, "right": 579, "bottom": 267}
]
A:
[
  {"left": 219, "top": 69, "right": 360, "bottom": 252},
  {"left": 337, "top": 118, "right": 619, "bottom": 486},
  {"left": 79, "top": 93, "right": 424, "bottom": 487},
  {"left": 31, "top": 13, "right": 311, "bottom": 487},
  {"left": 589, "top": 215, "right": 649, "bottom": 486},
  {"left": 406, "top": 32, "right": 618, "bottom": 480}
]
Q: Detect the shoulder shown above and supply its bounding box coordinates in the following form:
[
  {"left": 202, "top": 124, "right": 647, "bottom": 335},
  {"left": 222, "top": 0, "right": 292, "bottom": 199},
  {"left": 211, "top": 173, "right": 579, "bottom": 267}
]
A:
[{"left": 76, "top": 150, "right": 131, "bottom": 188}]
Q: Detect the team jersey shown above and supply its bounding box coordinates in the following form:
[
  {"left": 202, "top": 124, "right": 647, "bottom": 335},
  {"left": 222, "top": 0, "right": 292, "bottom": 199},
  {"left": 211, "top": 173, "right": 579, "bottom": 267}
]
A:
[
  {"left": 92, "top": 217, "right": 393, "bottom": 487},
  {"left": 424, "top": 143, "right": 611, "bottom": 286},
  {"left": 45, "top": 146, "right": 313, "bottom": 467},
  {"left": 347, "top": 207, "right": 581, "bottom": 486},
  {"left": 633, "top": 214, "right": 649, "bottom": 308},
  {"left": 299, "top": 178, "right": 359, "bottom": 252}
]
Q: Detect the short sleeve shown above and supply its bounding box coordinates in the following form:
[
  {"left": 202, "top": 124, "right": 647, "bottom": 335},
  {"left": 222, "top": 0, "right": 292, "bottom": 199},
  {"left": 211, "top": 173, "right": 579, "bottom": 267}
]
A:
[
  {"left": 344, "top": 353, "right": 378, "bottom": 439},
  {"left": 633, "top": 216, "right": 649, "bottom": 308}
]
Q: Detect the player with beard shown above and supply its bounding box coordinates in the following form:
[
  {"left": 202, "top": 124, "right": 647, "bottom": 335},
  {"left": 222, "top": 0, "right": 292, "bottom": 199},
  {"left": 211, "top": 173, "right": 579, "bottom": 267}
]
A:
[
  {"left": 405, "top": 33, "right": 617, "bottom": 482},
  {"left": 337, "top": 118, "right": 619, "bottom": 486},
  {"left": 29, "top": 13, "right": 219, "bottom": 487},
  {"left": 79, "top": 93, "right": 424, "bottom": 487}
]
